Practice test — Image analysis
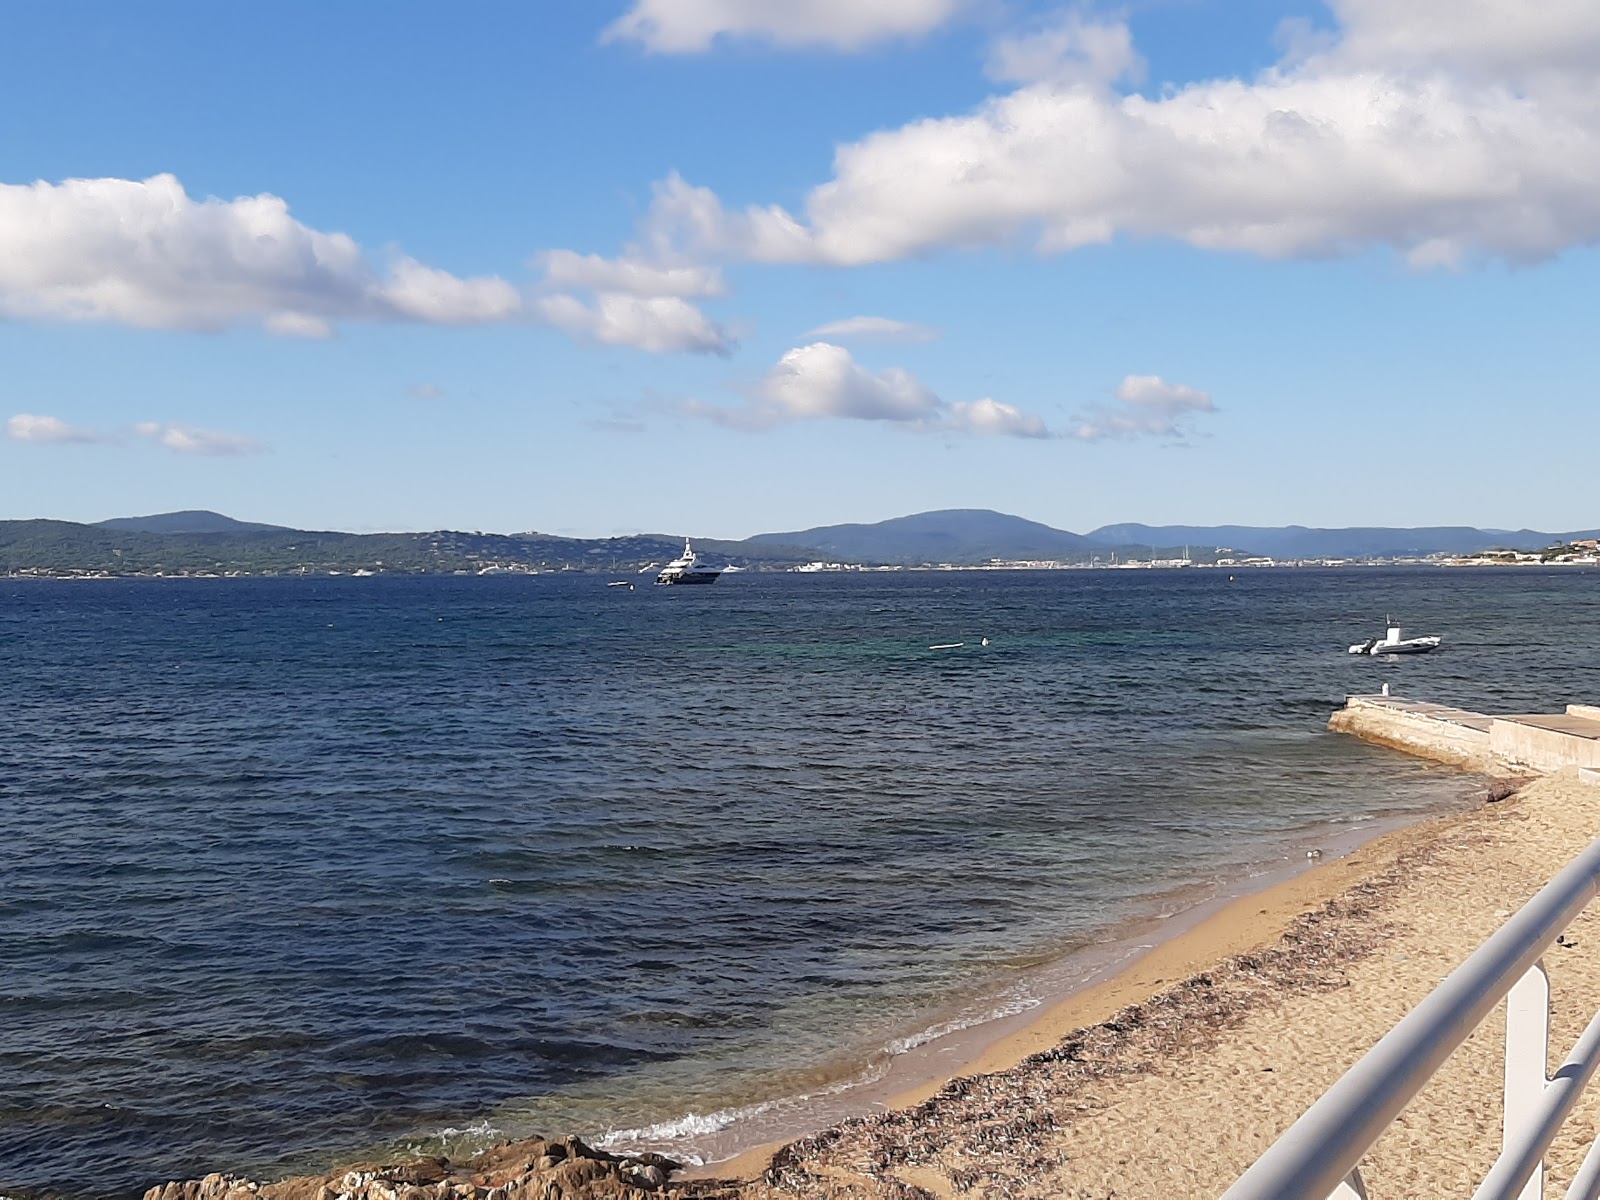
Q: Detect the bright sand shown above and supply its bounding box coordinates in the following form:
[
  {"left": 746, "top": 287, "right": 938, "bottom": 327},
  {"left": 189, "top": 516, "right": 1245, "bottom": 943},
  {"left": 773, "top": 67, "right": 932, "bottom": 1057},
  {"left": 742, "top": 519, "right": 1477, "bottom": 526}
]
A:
[{"left": 704, "top": 772, "right": 1600, "bottom": 1198}]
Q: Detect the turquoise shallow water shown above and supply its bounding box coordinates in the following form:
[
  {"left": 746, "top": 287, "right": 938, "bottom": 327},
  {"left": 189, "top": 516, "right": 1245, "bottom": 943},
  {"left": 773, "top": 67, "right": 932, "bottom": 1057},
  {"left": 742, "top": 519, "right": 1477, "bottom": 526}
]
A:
[{"left": 2, "top": 566, "right": 1595, "bottom": 1197}]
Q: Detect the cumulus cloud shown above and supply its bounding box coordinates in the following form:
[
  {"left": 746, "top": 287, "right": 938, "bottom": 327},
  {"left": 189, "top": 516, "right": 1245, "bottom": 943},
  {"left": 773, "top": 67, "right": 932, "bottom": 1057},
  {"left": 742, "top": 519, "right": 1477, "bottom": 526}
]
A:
[
  {"left": 1332, "top": 0, "right": 1600, "bottom": 76},
  {"left": 134, "top": 422, "right": 268, "bottom": 455},
  {"left": 620, "top": 5, "right": 1600, "bottom": 268},
  {"left": 533, "top": 292, "right": 734, "bottom": 355},
  {"left": 602, "top": 0, "right": 965, "bottom": 53},
  {"left": 986, "top": 11, "right": 1145, "bottom": 87},
  {"left": 538, "top": 249, "right": 726, "bottom": 298},
  {"left": 760, "top": 342, "right": 941, "bottom": 423},
  {"left": 949, "top": 397, "right": 1050, "bottom": 438},
  {"left": 532, "top": 228, "right": 735, "bottom": 355},
  {"left": 803, "top": 315, "right": 940, "bottom": 342},
  {"left": 1069, "top": 375, "right": 1216, "bottom": 441},
  {"left": 0, "top": 174, "right": 522, "bottom": 336},
  {"left": 6, "top": 413, "right": 105, "bottom": 443},
  {"left": 684, "top": 341, "right": 1049, "bottom": 436}
]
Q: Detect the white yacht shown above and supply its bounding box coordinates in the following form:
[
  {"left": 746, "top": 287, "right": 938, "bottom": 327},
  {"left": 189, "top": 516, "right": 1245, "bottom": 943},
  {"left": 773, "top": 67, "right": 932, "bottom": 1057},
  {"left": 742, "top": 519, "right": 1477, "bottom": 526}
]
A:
[{"left": 655, "top": 540, "right": 723, "bottom": 586}]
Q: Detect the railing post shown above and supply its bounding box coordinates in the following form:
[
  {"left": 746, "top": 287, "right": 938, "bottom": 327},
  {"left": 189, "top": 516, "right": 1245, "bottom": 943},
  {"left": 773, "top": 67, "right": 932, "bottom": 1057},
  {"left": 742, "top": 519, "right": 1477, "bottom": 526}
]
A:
[
  {"left": 1505, "top": 960, "right": 1551, "bottom": 1200},
  {"left": 1330, "top": 1169, "right": 1368, "bottom": 1198}
]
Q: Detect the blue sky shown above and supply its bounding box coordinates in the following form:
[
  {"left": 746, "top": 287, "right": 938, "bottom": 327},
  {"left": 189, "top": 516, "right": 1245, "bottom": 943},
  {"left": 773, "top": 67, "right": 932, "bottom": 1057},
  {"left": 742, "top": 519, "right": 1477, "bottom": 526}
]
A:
[{"left": 2, "top": 0, "right": 1596, "bottom": 537}]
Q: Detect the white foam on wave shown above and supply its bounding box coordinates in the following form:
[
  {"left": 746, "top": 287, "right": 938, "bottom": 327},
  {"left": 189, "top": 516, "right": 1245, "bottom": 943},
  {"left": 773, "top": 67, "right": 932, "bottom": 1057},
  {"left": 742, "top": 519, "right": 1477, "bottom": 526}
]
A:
[
  {"left": 599, "top": 1108, "right": 740, "bottom": 1146},
  {"left": 596, "top": 1105, "right": 758, "bottom": 1165},
  {"left": 598, "top": 987, "right": 1049, "bottom": 1165},
  {"left": 883, "top": 990, "right": 1041, "bottom": 1056}
]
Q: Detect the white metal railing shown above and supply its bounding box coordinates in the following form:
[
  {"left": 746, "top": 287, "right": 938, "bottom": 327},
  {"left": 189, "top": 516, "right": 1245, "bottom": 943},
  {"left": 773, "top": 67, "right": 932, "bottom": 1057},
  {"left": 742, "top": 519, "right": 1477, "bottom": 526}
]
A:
[{"left": 1223, "top": 836, "right": 1600, "bottom": 1200}]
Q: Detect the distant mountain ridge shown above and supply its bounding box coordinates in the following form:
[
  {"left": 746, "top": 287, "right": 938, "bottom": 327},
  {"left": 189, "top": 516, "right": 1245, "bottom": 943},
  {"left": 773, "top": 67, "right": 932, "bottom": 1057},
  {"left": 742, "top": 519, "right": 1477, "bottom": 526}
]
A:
[
  {"left": 96, "top": 510, "right": 290, "bottom": 534},
  {"left": 5, "top": 509, "right": 1593, "bottom": 575},
  {"left": 745, "top": 509, "right": 1596, "bottom": 563},
  {"left": 744, "top": 509, "right": 1100, "bottom": 564}
]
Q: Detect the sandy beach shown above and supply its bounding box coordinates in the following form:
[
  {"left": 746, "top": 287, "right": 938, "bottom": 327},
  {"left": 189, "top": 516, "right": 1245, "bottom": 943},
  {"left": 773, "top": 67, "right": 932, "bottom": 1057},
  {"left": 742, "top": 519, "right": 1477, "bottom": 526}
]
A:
[
  {"left": 697, "top": 770, "right": 1600, "bottom": 1198},
  {"left": 136, "top": 768, "right": 1600, "bottom": 1200}
]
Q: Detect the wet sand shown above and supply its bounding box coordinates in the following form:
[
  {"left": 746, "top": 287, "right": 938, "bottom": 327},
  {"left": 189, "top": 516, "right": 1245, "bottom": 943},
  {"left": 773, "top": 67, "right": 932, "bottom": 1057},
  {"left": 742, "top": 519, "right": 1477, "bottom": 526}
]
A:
[{"left": 704, "top": 771, "right": 1600, "bottom": 1198}]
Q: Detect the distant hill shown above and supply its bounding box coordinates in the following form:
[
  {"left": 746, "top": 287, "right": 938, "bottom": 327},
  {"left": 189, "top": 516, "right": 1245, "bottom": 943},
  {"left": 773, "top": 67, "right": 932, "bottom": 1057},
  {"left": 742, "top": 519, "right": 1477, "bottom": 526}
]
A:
[
  {"left": 0, "top": 518, "right": 816, "bottom": 575},
  {"left": 742, "top": 509, "right": 1102, "bottom": 565},
  {"left": 1086, "top": 523, "right": 1600, "bottom": 559},
  {"left": 97, "top": 510, "right": 291, "bottom": 534}
]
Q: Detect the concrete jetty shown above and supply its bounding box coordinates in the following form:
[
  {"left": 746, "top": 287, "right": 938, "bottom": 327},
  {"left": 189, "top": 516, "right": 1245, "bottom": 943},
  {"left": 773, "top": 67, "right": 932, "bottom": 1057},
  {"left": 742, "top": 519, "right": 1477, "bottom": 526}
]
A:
[{"left": 1331, "top": 694, "right": 1600, "bottom": 779}]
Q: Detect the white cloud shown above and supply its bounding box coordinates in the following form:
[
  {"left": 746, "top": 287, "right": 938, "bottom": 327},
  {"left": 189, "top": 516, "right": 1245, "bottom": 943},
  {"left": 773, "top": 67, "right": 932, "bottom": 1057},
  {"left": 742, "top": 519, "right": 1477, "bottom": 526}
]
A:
[
  {"left": 538, "top": 249, "right": 726, "bottom": 298},
  {"left": 1070, "top": 375, "right": 1216, "bottom": 441},
  {"left": 6, "top": 413, "right": 104, "bottom": 444},
  {"left": 803, "top": 315, "right": 940, "bottom": 342},
  {"left": 534, "top": 292, "right": 734, "bottom": 355},
  {"left": 8, "top": 412, "right": 267, "bottom": 454},
  {"left": 949, "top": 397, "right": 1050, "bottom": 438},
  {"left": 602, "top": 0, "right": 965, "bottom": 53},
  {"left": 623, "top": 7, "right": 1600, "bottom": 267},
  {"left": 263, "top": 312, "right": 335, "bottom": 339},
  {"left": 639, "top": 171, "right": 817, "bottom": 263},
  {"left": 760, "top": 342, "right": 941, "bottom": 423},
  {"left": 0, "top": 174, "right": 743, "bottom": 356},
  {"left": 409, "top": 382, "right": 443, "bottom": 400},
  {"left": 531, "top": 232, "right": 734, "bottom": 355},
  {"left": 1331, "top": 0, "right": 1600, "bottom": 77},
  {"left": 135, "top": 421, "right": 268, "bottom": 456},
  {"left": 986, "top": 12, "right": 1144, "bottom": 87},
  {"left": 684, "top": 341, "right": 1049, "bottom": 436},
  {"left": 380, "top": 256, "right": 522, "bottom": 324},
  {"left": 0, "top": 173, "right": 521, "bottom": 336}
]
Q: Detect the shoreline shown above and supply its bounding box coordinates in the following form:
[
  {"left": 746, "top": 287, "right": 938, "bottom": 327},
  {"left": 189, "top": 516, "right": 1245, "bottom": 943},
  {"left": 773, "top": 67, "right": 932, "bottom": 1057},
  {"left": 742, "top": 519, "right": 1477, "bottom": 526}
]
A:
[
  {"left": 101, "top": 776, "right": 1487, "bottom": 1200},
  {"left": 714, "top": 768, "right": 1600, "bottom": 1198},
  {"left": 688, "top": 798, "right": 1478, "bottom": 1183},
  {"left": 133, "top": 764, "right": 1544, "bottom": 1200},
  {"left": 114, "top": 766, "right": 1600, "bottom": 1199}
]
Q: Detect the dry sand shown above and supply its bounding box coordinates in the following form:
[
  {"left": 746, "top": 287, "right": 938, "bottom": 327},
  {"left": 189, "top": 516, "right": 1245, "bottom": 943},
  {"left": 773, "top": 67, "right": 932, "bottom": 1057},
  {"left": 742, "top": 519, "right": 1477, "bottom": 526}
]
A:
[{"left": 706, "top": 771, "right": 1600, "bottom": 1199}]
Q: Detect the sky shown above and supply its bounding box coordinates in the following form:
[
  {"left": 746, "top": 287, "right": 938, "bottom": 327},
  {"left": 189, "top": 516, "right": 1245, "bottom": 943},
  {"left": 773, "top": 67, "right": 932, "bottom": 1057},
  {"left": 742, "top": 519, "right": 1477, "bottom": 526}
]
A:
[{"left": 1, "top": 0, "right": 1597, "bottom": 539}]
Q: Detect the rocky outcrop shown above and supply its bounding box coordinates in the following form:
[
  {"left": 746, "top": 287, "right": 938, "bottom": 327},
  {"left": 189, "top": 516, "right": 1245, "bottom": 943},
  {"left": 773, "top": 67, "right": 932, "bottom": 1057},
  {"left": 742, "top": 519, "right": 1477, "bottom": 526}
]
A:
[{"left": 141, "top": 1136, "right": 705, "bottom": 1200}]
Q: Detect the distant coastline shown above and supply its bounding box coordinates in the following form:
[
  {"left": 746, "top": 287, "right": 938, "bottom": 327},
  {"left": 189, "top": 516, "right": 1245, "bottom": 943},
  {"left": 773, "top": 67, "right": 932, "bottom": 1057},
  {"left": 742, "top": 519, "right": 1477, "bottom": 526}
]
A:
[{"left": 4, "top": 508, "right": 1596, "bottom": 578}]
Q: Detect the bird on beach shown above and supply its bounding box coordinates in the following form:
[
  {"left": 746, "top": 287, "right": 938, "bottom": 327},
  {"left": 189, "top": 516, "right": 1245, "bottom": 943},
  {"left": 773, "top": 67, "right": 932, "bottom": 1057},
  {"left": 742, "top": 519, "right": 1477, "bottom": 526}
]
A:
[{"left": 1306, "top": 849, "right": 1323, "bottom": 860}]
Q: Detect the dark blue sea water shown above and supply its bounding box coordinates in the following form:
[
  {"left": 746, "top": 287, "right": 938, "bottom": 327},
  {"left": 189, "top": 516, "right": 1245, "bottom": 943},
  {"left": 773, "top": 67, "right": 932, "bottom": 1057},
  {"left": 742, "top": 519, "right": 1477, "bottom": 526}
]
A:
[{"left": 3, "top": 567, "right": 1597, "bottom": 1198}]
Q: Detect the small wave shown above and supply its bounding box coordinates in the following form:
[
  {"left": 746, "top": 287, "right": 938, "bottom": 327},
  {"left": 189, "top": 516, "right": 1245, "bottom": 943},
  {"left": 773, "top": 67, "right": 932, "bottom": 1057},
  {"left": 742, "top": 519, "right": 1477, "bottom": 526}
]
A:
[
  {"left": 596, "top": 1107, "right": 748, "bottom": 1162},
  {"left": 597, "top": 1058, "right": 921, "bottom": 1163},
  {"left": 883, "top": 992, "right": 1041, "bottom": 1056},
  {"left": 395, "top": 1118, "right": 504, "bottom": 1161}
]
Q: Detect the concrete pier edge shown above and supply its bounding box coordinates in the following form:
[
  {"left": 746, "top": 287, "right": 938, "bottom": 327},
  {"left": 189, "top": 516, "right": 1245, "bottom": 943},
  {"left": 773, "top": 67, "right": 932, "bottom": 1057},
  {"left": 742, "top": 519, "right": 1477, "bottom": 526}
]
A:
[{"left": 1331, "top": 694, "right": 1600, "bottom": 778}]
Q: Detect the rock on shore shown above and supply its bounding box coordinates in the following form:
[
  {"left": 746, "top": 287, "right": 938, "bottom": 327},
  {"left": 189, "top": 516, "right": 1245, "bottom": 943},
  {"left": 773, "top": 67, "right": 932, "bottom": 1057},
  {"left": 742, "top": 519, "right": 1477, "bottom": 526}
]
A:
[{"left": 141, "top": 1136, "right": 713, "bottom": 1200}]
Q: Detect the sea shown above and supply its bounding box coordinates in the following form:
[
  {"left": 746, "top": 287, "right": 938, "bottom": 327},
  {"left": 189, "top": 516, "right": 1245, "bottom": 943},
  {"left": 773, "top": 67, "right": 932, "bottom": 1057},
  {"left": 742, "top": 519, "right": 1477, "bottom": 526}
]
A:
[{"left": 3, "top": 566, "right": 1597, "bottom": 1198}]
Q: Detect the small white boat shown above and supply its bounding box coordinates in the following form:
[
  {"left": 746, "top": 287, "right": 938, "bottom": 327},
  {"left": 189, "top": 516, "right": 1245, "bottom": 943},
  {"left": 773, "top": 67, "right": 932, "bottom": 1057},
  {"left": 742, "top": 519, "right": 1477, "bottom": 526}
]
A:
[
  {"left": 607, "top": 581, "right": 634, "bottom": 589},
  {"left": 655, "top": 540, "right": 723, "bottom": 586},
  {"left": 1349, "top": 620, "right": 1442, "bottom": 656}
]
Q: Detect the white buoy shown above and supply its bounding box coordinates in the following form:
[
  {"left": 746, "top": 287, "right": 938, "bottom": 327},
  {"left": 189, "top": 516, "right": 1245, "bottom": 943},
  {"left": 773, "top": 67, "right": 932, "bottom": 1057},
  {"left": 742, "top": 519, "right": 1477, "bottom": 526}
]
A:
[
  {"left": 981, "top": 637, "right": 990, "bottom": 646},
  {"left": 1382, "top": 682, "right": 1390, "bottom": 697}
]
